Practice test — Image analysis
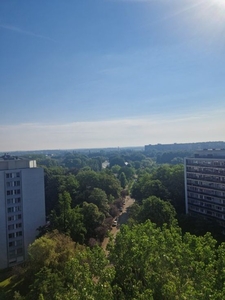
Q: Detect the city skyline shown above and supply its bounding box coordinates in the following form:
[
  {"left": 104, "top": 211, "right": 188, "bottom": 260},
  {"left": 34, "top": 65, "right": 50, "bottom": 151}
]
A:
[{"left": 1, "top": 0, "right": 225, "bottom": 151}]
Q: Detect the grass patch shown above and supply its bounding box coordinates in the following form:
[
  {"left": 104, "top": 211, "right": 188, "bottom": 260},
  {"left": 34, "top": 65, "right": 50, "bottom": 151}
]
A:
[
  {"left": 0, "top": 276, "right": 12, "bottom": 288},
  {"left": 0, "top": 269, "right": 13, "bottom": 299},
  {"left": 0, "top": 268, "right": 12, "bottom": 285},
  {"left": 0, "top": 268, "right": 24, "bottom": 300}
]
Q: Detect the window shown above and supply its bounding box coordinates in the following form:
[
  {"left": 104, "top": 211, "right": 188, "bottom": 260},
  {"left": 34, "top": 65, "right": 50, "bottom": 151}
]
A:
[
  {"left": 9, "top": 250, "right": 16, "bottom": 258},
  {"left": 13, "top": 189, "right": 20, "bottom": 195},
  {"left": 7, "top": 206, "right": 21, "bottom": 213},
  {"left": 15, "top": 240, "right": 22, "bottom": 246},
  {"left": 15, "top": 198, "right": 21, "bottom": 203},
  {"left": 8, "top": 233, "right": 14, "bottom": 239},
  {"left": 216, "top": 213, "right": 222, "bottom": 218},
  {"left": 15, "top": 206, "right": 21, "bottom": 212},
  {"left": 6, "top": 172, "right": 20, "bottom": 179},
  {"left": 8, "top": 216, "right": 15, "bottom": 221},
  {"left": 16, "top": 248, "right": 23, "bottom": 255},
  {"left": 16, "top": 231, "right": 22, "bottom": 237},
  {"left": 7, "top": 207, "right": 13, "bottom": 213},
  {"left": 9, "top": 241, "right": 23, "bottom": 247},
  {"left": 9, "top": 241, "right": 15, "bottom": 247},
  {"left": 8, "top": 224, "right": 14, "bottom": 230},
  {"left": 7, "top": 198, "right": 13, "bottom": 204},
  {"left": 8, "top": 214, "right": 22, "bottom": 221}
]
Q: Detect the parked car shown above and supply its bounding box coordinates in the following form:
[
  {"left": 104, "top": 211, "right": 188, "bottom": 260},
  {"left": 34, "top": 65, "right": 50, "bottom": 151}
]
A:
[{"left": 112, "top": 218, "right": 118, "bottom": 227}]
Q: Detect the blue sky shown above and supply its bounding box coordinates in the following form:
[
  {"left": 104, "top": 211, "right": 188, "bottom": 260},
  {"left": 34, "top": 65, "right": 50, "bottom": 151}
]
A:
[{"left": 0, "top": 0, "right": 225, "bottom": 151}]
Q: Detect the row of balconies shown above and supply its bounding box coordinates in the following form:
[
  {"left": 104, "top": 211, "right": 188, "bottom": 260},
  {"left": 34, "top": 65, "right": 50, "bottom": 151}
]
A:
[
  {"left": 8, "top": 222, "right": 22, "bottom": 231},
  {"left": 186, "top": 160, "right": 225, "bottom": 168},
  {"left": 187, "top": 185, "right": 225, "bottom": 198},
  {"left": 187, "top": 192, "right": 225, "bottom": 205},
  {"left": 187, "top": 173, "right": 225, "bottom": 183},
  {"left": 188, "top": 198, "right": 225, "bottom": 212},
  {"left": 188, "top": 205, "right": 225, "bottom": 220},
  {"left": 6, "top": 197, "right": 21, "bottom": 205},
  {"left": 8, "top": 248, "right": 24, "bottom": 259},
  {"left": 8, "top": 231, "right": 23, "bottom": 239},
  {"left": 6, "top": 180, "right": 20, "bottom": 188},
  {"left": 7, "top": 214, "right": 22, "bottom": 222},
  {"left": 186, "top": 167, "right": 225, "bottom": 176},
  {"left": 6, "top": 189, "right": 21, "bottom": 196},
  {"left": 187, "top": 179, "right": 225, "bottom": 191},
  {"left": 7, "top": 206, "right": 22, "bottom": 214},
  {"left": 5, "top": 172, "right": 20, "bottom": 179}
]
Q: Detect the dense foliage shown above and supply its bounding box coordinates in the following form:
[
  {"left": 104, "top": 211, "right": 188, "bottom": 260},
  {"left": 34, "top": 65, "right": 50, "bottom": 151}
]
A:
[
  {"left": 1, "top": 148, "right": 225, "bottom": 299},
  {"left": 7, "top": 223, "right": 225, "bottom": 300}
]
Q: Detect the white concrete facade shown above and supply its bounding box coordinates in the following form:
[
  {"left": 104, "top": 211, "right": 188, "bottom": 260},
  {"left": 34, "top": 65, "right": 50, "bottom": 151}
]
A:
[
  {"left": 0, "top": 158, "right": 45, "bottom": 269},
  {"left": 184, "top": 150, "right": 225, "bottom": 228}
]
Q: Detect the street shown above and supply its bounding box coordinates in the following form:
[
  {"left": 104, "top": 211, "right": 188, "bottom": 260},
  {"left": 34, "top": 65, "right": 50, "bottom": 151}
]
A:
[{"left": 102, "top": 196, "right": 135, "bottom": 252}]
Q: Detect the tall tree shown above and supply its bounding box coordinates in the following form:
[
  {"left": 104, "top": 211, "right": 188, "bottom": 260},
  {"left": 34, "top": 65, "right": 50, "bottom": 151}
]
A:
[
  {"left": 50, "top": 192, "right": 86, "bottom": 243},
  {"left": 119, "top": 172, "right": 127, "bottom": 189},
  {"left": 81, "top": 202, "right": 105, "bottom": 240},
  {"left": 138, "top": 196, "right": 176, "bottom": 227},
  {"left": 88, "top": 188, "right": 109, "bottom": 214},
  {"left": 110, "top": 221, "right": 221, "bottom": 300}
]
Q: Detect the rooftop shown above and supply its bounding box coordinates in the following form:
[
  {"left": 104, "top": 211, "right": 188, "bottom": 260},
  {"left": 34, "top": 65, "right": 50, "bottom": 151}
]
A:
[
  {"left": 0, "top": 153, "right": 20, "bottom": 161},
  {"left": 194, "top": 149, "right": 225, "bottom": 159}
]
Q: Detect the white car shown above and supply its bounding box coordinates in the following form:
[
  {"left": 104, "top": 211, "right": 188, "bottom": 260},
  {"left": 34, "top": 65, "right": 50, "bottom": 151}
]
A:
[{"left": 112, "top": 219, "right": 118, "bottom": 227}]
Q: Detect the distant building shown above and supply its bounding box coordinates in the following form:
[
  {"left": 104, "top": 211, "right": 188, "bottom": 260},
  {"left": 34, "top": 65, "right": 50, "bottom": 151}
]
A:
[
  {"left": 184, "top": 149, "right": 225, "bottom": 229},
  {"left": 145, "top": 141, "right": 225, "bottom": 152},
  {"left": 0, "top": 155, "right": 45, "bottom": 269}
]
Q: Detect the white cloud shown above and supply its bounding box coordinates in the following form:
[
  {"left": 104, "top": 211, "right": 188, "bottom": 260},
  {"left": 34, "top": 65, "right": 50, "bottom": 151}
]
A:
[
  {"left": 0, "top": 24, "right": 55, "bottom": 42},
  {"left": 0, "top": 110, "right": 224, "bottom": 151}
]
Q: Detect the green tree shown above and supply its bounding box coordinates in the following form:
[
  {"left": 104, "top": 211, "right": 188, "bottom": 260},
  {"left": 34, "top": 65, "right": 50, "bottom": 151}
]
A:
[
  {"left": 140, "top": 158, "right": 154, "bottom": 168},
  {"left": 131, "top": 173, "right": 170, "bottom": 203},
  {"left": 111, "top": 164, "right": 121, "bottom": 174},
  {"left": 81, "top": 202, "right": 105, "bottom": 241},
  {"left": 98, "top": 171, "right": 121, "bottom": 199},
  {"left": 44, "top": 168, "right": 79, "bottom": 214},
  {"left": 76, "top": 169, "right": 99, "bottom": 191},
  {"left": 28, "top": 267, "right": 64, "bottom": 300},
  {"left": 50, "top": 191, "right": 72, "bottom": 233},
  {"left": 118, "top": 166, "right": 135, "bottom": 181},
  {"left": 63, "top": 246, "right": 115, "bottom": 300},
  {"left": 68, "top": 206, "right": 87, "bottom": 244},
  {"left": 50, "top": 192, "right": 86, "bottom": 243},
  {"left": 28, "top": 231, "right": 75, "bottom": 273},
  {"left": 152, "top": 164, "right": 185, "bottom": 214},
  {"left": 138, "top": 196, "right": 176, "bottom": 227},
  {"left": 88, "top": 188, "right": 109, "bottom": 214},
  {"left": 119, "top": 172, "right": 127, "bottom": 189},
  {"left": 110, "top": 221, "right": 220, "bottom": 300},
  {"left": 140, "top": 179, "right": 170, "bottom": 201},
  {"left": 127, "top": 202, "right": 141, "bottom": 226},
  {"left": 109, "top": 156, "right": 125, "bottom": 167},
  {"left": 22, "top": 233, "right": 114, "bottom": 300}
]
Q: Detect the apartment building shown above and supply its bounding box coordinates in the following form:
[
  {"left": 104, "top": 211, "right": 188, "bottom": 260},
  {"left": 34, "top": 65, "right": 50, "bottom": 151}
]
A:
[
  {"left": 184, "top": 149, "right": 225, "bottom": 228},
  {"left": 0, "top": 155, "right": 45, "bottom": 269}
]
